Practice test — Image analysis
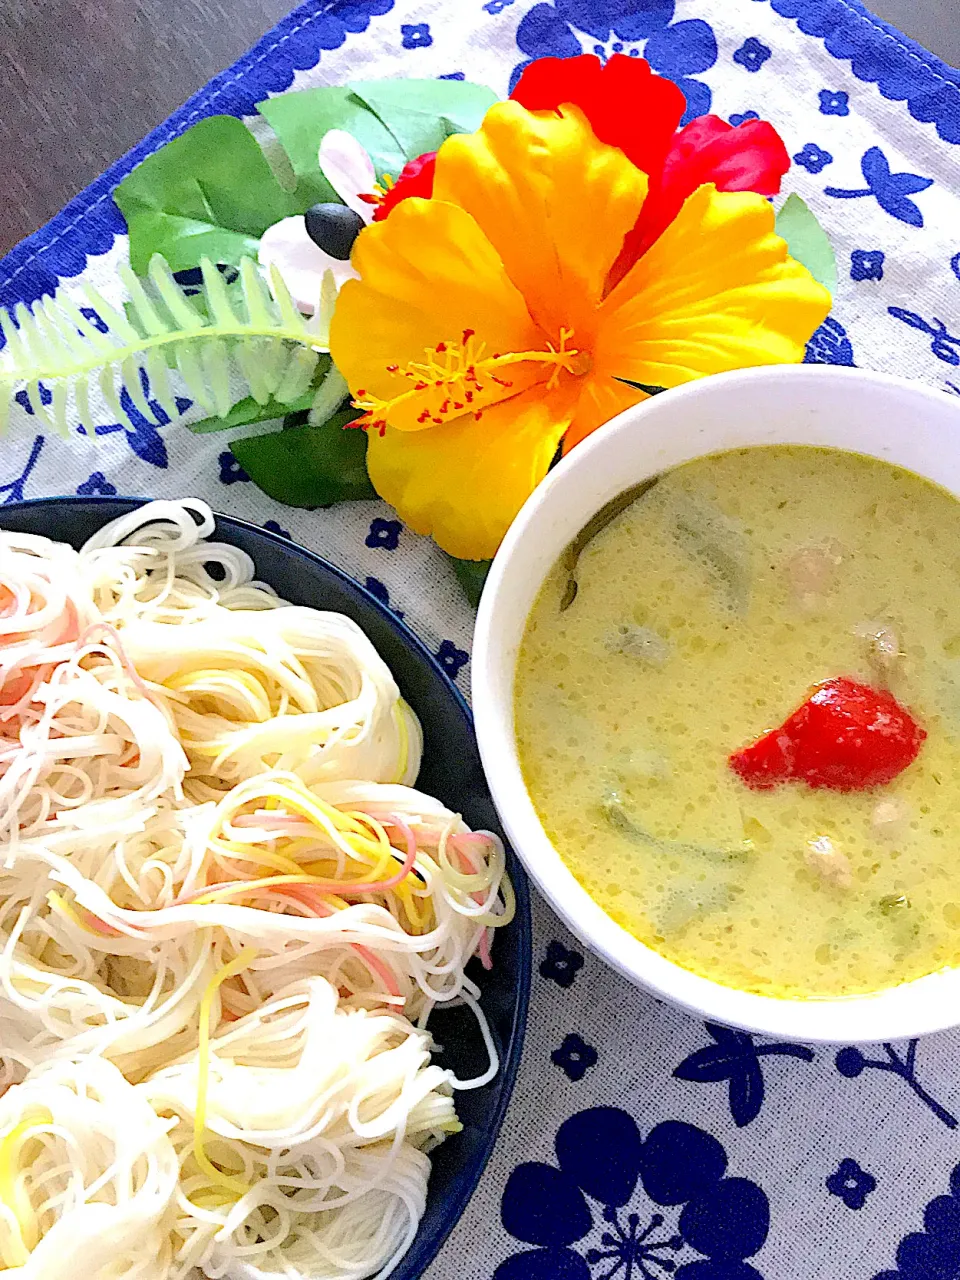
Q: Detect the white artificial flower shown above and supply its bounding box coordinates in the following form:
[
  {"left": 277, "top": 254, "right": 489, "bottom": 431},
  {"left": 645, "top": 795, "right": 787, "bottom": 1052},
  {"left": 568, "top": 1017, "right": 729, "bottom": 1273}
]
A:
[{"left": 258, "top": 129, "right": 378, "bottom": 315}]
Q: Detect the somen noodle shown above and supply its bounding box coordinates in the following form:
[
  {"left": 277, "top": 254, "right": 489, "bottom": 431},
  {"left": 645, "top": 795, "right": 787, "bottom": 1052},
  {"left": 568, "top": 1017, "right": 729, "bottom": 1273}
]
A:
[{"left": 0, "top": 501, "right": 512, "bottom": 1279}]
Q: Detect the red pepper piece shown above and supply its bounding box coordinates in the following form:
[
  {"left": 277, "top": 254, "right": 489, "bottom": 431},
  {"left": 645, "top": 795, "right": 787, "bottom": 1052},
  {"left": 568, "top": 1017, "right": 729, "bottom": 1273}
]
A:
[{"left": 729, "top": 677, "right": 926, "bottom": 792}]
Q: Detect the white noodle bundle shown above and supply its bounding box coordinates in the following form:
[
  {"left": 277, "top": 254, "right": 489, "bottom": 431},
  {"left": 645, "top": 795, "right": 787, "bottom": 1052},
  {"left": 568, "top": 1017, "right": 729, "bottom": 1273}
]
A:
[
  {"left": 143, "top": 976, "right": 448, "bottom": 1280},
  {"left": 120, "top": 608, "right": 422, "bottom": 796},
  {"left": 0, "top": 860, "right": 215, "bottom": 1082},
  {"left": 34, "top": 772, "right": 511, "bottom": 1023},
  {"left": 0, "top": 653, "right": 187, "bottom": 845},
  {"left": 80, "top": 500, "right": 276, "bottom": 626},
  {"left": 0, "top": 1056, "right": 179, "bottom": 1278},
  {"left": 0, "top": 533, "right": 96, "bottom": 713}
]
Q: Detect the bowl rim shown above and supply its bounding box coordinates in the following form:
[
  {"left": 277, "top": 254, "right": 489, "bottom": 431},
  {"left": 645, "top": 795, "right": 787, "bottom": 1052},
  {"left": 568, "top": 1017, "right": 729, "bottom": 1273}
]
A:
[
  {"left": 0, "top": 493, "right": 532, "bottom": 1276},
  {"left": 473, "top": 364, "right": 960, "bottom": 1044}
]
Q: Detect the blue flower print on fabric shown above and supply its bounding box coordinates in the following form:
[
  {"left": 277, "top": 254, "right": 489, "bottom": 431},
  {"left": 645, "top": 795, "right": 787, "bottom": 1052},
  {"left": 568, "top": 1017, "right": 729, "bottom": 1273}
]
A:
[
  {"left": 888, "top": 307, "right": 960, "bottom": 366},
  {"left": 804, "top": 317, "right": 856, "bottom": 366},
  {"left": 733, "top": 38, "right": 771, "bottom": 73},
  {"left": 364, "top": 576, "right": 403, "bottom": 619},
  {"left": 644, "top": 20, "right": 717, "bottom": 122},
  {"left": 793, "top": 143, "right": 833, "bottom": 174},
  {"left": 552, "top": 1034, "right": 599, "bottom": 1082},
  {"left": 484, "top": 0, "right": 515, "bottom": 12},
  {"left": 0, "top": 436, "right": 44, "bottom": 504},
  {"left": 218, "top": 452, "right": 250, "bottom": 485},
  {"left": 513, "top": 4, "right": 582, "bottom": 68},
  {"left": 825, "top": 147, "right": 933, "bottom": 227},
  {"left": 400, "top": 22, "right": 431, "bottom": 49},
  {"left": 872, "top": 1162, "right": 960, "bottom": 1280},
  {"left": 365, "top": 517, "right": 402, "bottom": 550},
  {"left": 758, "top": 0, "right": 960, "bottom": 147},
  {"left": 439, "top": 72, "right": 465, "bottom": 80},
  {"left": 76, "top": 472, "right": 117, "bottom": 496},
  {"left": 836, "top": 1042, "right": 957, "bottom": 1128},
  {"left": 435, "top": 639, "right": 469, "bottom": 679},
  {"left": 511, "top": 2, "right": 718, "bottom": 124},
  {"left": 540, "top": 940, "right": 585, "bottom": 989},
  {"left": 826, "top": 1159, "right": 876, "bottom": 1210},
  {"left": 851, "top": 249, "right": 885, "bottom": 281},
  {"left": 74, "top": 368, "right": 189, "bottom": 469},
  {"left": 495, "top": 1108, "right": 770, "bottom": 1280},
  {"left": 819, "top": 89, "right": 850, "bottom": 116},
  {"left": 14, "top": 382, "right": 53, "bottom": 417},
  {"left": 263, "top": 519, "right": 291, "bottom": 539},
  {"left": 674, "top": 1023, "right": 815, "bottom": 1127},
  {"left": 79, "top": 306, "right": 109, "bottom": 333},
  {"left": 543, "top": 0, "right": 677, "bottom": 44},
  {"left": 952, "top": 251, "right": 960, "bottom": 283},
  {"left": 729, "top": 111, "right": 759, "bottom": 127}
]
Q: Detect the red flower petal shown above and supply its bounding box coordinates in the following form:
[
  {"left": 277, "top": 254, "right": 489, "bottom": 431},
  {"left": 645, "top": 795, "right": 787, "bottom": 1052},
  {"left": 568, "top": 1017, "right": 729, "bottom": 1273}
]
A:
[
  {"left": 373, "top": 151, "right": 437, "bottom": 221},
  {"left": 510, "top": 59, "right": 790, "bottom": 290},
  {"left": 610, "top": 115, "right": 791, "bottom": 283},
  {"left": 665, "top": 116, "right": 790, "bottom": 197},
  {"left": 511, "top": 53, "right": 685, "bottom": 179}
]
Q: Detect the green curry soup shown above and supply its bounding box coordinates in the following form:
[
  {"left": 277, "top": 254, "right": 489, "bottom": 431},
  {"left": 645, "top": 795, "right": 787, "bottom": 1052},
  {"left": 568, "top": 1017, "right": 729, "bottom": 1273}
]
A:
[{"left": 515, "top": 445, "right": 960, "bottom": 999}]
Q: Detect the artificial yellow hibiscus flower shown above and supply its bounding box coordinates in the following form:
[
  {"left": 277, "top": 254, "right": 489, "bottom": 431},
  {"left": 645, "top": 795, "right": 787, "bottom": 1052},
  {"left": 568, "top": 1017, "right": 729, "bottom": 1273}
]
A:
[{"left": 329, "top": 100, "right": 831, "bottom": 561}]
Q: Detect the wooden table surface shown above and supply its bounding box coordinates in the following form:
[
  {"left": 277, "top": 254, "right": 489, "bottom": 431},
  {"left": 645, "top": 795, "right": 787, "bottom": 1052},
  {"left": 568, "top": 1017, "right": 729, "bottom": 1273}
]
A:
[{"left": 0, "top": 0, "right": 957, "bottom": 255}]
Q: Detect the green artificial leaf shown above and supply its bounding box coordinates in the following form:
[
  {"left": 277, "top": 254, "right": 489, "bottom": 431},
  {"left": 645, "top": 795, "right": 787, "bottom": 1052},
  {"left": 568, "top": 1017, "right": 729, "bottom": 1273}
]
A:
[
  {"left": 115, "top": 117, "right": 295, "bottom": 274},
  {"left": 775, "top": 193, "right": 837, "bottom": 294},
  {"left": 348, "top": 79, "right": 499, "bottom": 158},
  {"left": 449, "top": 556, "right": 492, "bottom": 609},
  {"left": 258, "top": 87, "right": 406, "bottom": 207},
  {"left": 188, "top": 389, "right": 316, "bottom": 435},
  {"left": 187, "top": 355, "right": 332, "bottom": 434},
  {"left": 230, "top": 407, "right": 375, "bottom": 507}
]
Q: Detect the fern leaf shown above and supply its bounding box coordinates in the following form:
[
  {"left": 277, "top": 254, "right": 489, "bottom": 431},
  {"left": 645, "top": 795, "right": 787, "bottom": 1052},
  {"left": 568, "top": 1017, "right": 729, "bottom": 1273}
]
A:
[
  {"left": 174, "top": 345, "right": 214, "bottom": 415},
  {"left": 119, "top": 356, "right": 152, "bottom": 420},
  {"left": 74, "top": 375, "right": 92, "bottom": 431},
  {"left": 146, "top": 258, "right": 207, "bottom": 332},
  {"left": 98, "top": 366, "right": 126, "bottom": 425},
  {"left": 235, "top": 338, "right": 273, "bottom": 407},
  {"left": 0, "top": 252, "right": 329, "bottom": 437},
  {"left": 119, "top": 263, "right": 174, "bottom": 338},
  {"left": 199, "top": 259, "right": 239, "bottom": 329},
  {"left": 143, "top": 348, "right": 177, "bottom": 420},
  {"left": 238, "top": 258, "right": 276, "bottom": 330},
  {"left": 308, "top": 365, "right": 349, "bottom": 426}
]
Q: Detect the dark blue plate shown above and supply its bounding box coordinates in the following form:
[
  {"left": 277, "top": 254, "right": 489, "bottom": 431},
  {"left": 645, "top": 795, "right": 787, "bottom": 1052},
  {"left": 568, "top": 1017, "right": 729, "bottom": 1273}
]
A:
[{"left": 0, "top": 496, "right": 531, "bottom": 1279}]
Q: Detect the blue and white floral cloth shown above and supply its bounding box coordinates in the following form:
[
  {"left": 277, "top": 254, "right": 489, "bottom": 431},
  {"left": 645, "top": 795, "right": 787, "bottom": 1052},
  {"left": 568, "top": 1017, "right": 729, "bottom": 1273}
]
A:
[{"left": 3, "top": 3, "right": 960, "bottom": 1276}]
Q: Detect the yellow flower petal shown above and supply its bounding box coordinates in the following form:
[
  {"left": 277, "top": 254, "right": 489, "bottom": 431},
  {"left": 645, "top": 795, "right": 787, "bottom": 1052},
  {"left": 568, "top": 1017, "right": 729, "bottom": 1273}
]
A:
[
  {"left": 366, "top": 383, "right": 580, "bottom": 560},
  {"left": 434, "top": 102, "right": 648, "bottom": 339},
  {"left": 330, "top": 198, "right": 544, "bottom": 431},
  {"left": 562, "top": 372, "right": 648, "bottom": 453},
  {"left": 594, "top": 184, "right": 832, "bottom": 389}
]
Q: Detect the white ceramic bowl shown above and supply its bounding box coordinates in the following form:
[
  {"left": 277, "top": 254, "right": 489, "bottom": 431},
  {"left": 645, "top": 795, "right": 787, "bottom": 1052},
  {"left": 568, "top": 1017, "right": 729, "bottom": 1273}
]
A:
[{"left": 473, "top": 365, "right": 960, "bottom": 1043}]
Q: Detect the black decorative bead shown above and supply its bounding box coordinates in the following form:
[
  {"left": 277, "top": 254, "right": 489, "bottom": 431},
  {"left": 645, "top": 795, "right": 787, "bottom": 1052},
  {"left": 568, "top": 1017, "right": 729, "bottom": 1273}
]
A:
[{"left": 303, "top": 203, "right": 365, "bottom": 260}]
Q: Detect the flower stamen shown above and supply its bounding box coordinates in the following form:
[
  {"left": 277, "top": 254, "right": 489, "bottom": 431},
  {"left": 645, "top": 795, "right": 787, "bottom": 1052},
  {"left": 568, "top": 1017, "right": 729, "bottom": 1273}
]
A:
[
  {"left": 353, "top": 328, "right": 587, "bottom": 432},
  {"left": 358, "top": 173, "right": 396, "bottom": 208}
]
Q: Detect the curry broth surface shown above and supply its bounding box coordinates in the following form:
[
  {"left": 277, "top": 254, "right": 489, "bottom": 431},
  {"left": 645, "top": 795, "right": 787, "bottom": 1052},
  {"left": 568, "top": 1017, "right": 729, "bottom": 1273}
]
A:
[{"left": 515, "top": 446, "right": 960, "bottom": 998}]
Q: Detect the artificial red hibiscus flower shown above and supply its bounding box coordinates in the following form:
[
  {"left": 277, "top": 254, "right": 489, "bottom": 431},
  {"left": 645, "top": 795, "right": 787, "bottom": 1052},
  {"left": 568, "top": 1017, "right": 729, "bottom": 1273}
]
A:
[
  {"left": 512, "top": 54, "right": 791, "bottom": 282},
  {"left": 509, "top": 51, "right": 686, "bottom": 179},
  {"left": 379, "top": 55, "right": 790, "bottom": 284}
]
